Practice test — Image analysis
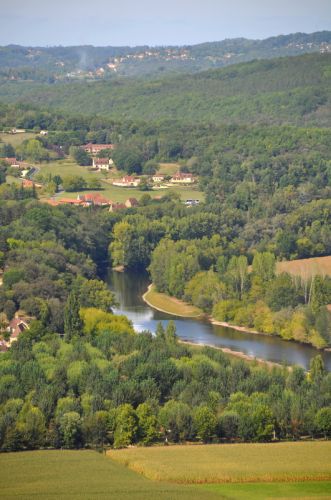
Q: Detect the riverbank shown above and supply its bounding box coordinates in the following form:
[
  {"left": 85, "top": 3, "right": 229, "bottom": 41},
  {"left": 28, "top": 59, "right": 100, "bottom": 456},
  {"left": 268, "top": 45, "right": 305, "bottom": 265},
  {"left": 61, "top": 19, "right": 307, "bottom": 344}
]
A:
[
  {"left": 179, "top": 340, "right": 288, "bottom": 370},
  {"left": 143, "top": 283, "right": 266, "bottom": 335},
  {"left": 143, "top": 284, "right": 204, "bottom": 318}
]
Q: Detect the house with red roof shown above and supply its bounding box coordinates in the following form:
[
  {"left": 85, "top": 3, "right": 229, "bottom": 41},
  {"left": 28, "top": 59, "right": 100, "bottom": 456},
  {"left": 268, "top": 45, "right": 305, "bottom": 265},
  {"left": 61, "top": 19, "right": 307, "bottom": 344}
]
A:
[
  {"left": 77, "top": 193, "right": 111, "bottom": 206},
  {"left": 113, "top": 176, "right": 141, "bottom": 187},
  {"left": 92, "top": 158, "right": 112, "bottom": 171},
  {"left": 83, "top": 143, "right": 114, "bottom": 154},
  {"left": 22, "top": 179, "right": 42, "bottom": 189}
]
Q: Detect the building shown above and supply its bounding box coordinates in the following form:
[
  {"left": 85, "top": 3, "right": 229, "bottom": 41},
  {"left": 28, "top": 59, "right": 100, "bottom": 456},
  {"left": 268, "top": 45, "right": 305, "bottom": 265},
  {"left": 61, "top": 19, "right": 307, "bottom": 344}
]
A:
[
  {"left": 22, "top": 179, "right": 42, "bottom": 189},
  {"left": 39, "top": 130, "right": 48, "bottom": 136},
  {"left": 170, "top": 173, "right": 196, "bottom": 184},
  {"left": 77, "top": 193, "right": 111, "bottom": 206},
  {"left": 152, "top": 174, "right": 165, "bottom": 183},
  {"left": 112, "top": 176, "right": 141, "bottom": 188},
  {"left": 83, "top": 143, "right": 114, "bottom": 155},
  {"left": 125, "top": 197, "right": 139, "bottom": 208},
  {"left": 4, "top": 157, "right": 20, "bottom": 168},
  {"left": 184, "top": 199, "right": 200, "bottom": 206},
  {"left": 11, "top": 128, "right": 26, "bottom": 134},
  {"left": 2, "top": 315, "right": 31, "bottom": 349},
  {"left": 92, "top": 157, "right": 112, "bottom": 171},
  {"left": 109, "top": 201, "right": 126, "bottom": 212}
]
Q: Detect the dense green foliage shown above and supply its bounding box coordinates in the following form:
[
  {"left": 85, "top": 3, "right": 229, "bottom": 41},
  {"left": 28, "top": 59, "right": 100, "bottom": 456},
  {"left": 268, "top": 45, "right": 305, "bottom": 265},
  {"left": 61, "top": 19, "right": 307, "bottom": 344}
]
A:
[
  {"left": 0, "top": 192, "right": 118, "bottom": 329},
  {"left": 0, "top": 317, "right": 330, "bottom": 451},
  {"left": 0, "top": 53, "right": 330, "bottom": 125}
]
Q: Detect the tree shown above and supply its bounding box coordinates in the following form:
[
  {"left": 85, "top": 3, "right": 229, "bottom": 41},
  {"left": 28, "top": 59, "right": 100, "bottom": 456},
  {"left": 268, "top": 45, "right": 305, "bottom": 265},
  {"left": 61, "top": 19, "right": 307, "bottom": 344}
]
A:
[
  {"left": 17, "top": 403, "right": 46, "bottom": 449},
  {"left": 62, "top": 175, "right": 87, "bottom": 192},
  {"left": 136, "top": 402, "right": 159, "bottom": 445},
  {"left": 193, "top": 405, "right": 217, "bottom": 442},
  {"left": 227, "top": 255, "right": 248, "bottom": 299},
  {"left": 252, "top": 252, "right": 276, "bottom": 283},
  {"left": 314, "top": 408, "right": 331, "bottom": 438},
  {"left": 59, "top": 412, "right": 82, "bottom": 448},
  {"left": 83, "top": 411, "right": 110, "bottom": 447},
  {"left": 20, "top": 139, "right": 49, "bottom": 162},
  {"left": 71, "top": 147, "right": 92, "bottom": 166},
  {"left": 266, "top": 273, "right": 299, "bottom": 311},
  {"left": 113, "top": 404, "right": 138, "bottom": 448},
  {"left": 309, "top": 355, "right": 325, "bottom": 384},
  {"left": 159, "top": 400, "right": 192, "bottom": 442},
  {"left": 64, "top": 291, "right": 83, "bottom": 340}
]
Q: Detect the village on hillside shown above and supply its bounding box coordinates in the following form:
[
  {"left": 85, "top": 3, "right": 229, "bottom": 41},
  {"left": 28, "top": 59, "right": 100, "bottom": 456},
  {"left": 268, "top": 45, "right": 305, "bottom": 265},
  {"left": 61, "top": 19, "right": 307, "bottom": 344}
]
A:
[{"left": 1, "top": 133, "right": 202, "bottom": 209}]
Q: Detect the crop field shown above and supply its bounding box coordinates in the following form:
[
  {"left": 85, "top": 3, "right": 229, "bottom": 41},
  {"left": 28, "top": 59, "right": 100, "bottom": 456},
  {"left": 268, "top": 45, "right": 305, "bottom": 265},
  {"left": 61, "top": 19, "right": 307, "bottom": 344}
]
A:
[
  {"left": 0, "top": 450, "right": 219, "bottom": 500},
  {"left": 109, "top": 442, "right": 331, "bottom": 484},
  {"left": 0, "top": 132, "right": 36, "bottom": 146},
  {"left": 276, "top": 256, "right": 331, "bottom": 279},
  {"left": 200, "top": 481, "right": 331, "bottom": 499},
  {"left": 143, "top": 284, "right": 203, "bottom": 317}
]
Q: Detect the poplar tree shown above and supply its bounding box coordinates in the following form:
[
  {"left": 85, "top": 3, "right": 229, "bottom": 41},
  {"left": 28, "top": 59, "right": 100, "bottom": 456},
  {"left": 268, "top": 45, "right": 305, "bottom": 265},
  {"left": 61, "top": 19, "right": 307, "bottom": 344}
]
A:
[{"left": 64, "top": 291, "right": 83, "bottom": 341}]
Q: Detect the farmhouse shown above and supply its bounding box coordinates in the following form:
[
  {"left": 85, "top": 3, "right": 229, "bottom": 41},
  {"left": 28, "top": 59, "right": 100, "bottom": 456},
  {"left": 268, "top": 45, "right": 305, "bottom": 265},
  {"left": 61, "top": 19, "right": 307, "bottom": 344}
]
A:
[
  {"left": 113, "top": 176, "right": 141, "bottom": 187},
  {"left": 77, "top": 193, "right": 111, "bottom": 206},
  {"left": 2, "top": 315, "right": 31, "bottom": 349},
  {"left": 57, "top": 198, "right": 83, "bottom": 206},
  {"left": 22, "top": 179, "right": 42, "bottom": 189},
  {"left": 152, "top": 174, "right": 165, "bottom": 183},
  {"left": 170, "top": 172, "right": 196, "bottom": 184},
  {"left": 83, "top": 143, "right": 114, "bottom": 154},
  {"left": 92, "top": 157, "right": 112, "bottom": 170},
  {"left": 4, "top": 157, "right": 20, "bottom": 168}
]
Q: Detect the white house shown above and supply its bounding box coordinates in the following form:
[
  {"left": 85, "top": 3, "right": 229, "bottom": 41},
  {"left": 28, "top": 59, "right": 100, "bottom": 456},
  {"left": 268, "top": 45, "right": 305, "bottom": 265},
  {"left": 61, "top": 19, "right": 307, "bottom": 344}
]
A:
[
  {"left": 92, "top": 157, "right": 112, "bottom": 171},
  {"left": 152, "top": 174, "right": 165, "bottom": 183},
  {"left": 112, "top": 176, "right": 141, "bottom": 187},
  {"left": 170, "top": 173, "right": 196, "bottom": 184}
]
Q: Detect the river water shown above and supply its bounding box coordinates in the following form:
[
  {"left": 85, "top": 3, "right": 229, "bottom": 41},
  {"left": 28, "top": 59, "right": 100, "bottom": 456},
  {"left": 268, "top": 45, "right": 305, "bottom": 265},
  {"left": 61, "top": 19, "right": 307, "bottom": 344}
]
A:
[{"left": 107, "top": 269, "right": 331, "bottom": 370}]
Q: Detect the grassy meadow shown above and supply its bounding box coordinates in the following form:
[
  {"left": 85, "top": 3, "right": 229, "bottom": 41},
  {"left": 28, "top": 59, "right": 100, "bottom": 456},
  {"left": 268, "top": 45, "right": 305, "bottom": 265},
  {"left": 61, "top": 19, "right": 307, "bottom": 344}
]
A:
[
  {"left": 200, "top": 481, "right": 331, "bottom": 499},
  {"left": 57, "top": 182, "right": 204, "bottom": 203},
  {"left": 143, "top": 284, "right": 203, "bottom": 317},
  {"left": 37, "top": 158, "right": 106, "bottom": 180},
  {"left": 0, "top": 450, "right": 219, "bottom": 500},
  {"left": 109, "top": 442, "right": 331, "bottom": 484},
  {"left": 0, "top": 132, "right": 36, "bottom": 147}
]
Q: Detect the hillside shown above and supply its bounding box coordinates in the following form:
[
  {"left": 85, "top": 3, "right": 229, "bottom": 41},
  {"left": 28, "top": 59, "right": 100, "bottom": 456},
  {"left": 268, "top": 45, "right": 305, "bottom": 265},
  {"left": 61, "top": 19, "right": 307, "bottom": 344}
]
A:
[
  {"left": 0, "top": 31, "right": 330, "bottom": 80},
  {"left": 0, "top": 53, "right": 330, "bottom": 126}
]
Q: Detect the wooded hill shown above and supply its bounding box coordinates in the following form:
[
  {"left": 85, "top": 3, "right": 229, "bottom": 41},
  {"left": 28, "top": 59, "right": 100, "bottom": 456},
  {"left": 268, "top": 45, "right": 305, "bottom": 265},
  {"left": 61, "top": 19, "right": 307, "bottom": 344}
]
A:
[
  {"left": 0, "top": 53, "right": 330, "bottom": 126},
  {"left": 0, "top": 31, "right": 330, "bottom": 79}
]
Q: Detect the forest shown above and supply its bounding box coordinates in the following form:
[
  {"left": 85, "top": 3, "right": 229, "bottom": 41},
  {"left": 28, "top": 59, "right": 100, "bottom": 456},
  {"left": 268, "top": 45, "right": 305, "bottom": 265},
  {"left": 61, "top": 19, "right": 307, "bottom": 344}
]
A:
[{"left": 0, "top": 53, "right": 330, "bottom": 126}]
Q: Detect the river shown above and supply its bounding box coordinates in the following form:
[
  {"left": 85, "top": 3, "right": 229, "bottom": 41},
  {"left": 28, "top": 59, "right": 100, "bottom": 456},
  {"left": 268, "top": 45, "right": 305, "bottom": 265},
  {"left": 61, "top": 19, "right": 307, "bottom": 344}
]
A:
[{"left": 107, "top": 269, "right": 331, "bottom": 371}]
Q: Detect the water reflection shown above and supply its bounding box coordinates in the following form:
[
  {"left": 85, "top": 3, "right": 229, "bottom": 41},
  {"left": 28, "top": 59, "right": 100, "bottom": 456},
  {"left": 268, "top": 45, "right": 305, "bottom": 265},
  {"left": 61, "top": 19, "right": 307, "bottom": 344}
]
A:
[{"left": 107, "top": 269, "right": 331, "bottom": 370}]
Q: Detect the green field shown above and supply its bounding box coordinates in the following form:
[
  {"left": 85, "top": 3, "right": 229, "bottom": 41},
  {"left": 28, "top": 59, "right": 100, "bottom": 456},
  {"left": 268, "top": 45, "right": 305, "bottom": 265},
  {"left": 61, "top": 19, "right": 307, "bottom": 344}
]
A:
[
  {"left": 0, "top": 132, "right": 36, "bottom": 146},
  {"left": 201, "top": 481, "right": 331, "bottom": 499},
  {"left": 37, "top": 158, "right": 105, "bottom": 180},
  {"left": 110, "top": 442, "right": 331, "bottom": 483},
  {"left": 143, "top": 284, "right": 203, "bottom": 317},
  {"left": 1, "top": 448, "right": 331, "bottom": 499},
  {"left": 0, "top": 450, "right": 219, "bottom": 500},
  {"left": 58, "top": 183, "right": 204, "bottom": 203}
]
